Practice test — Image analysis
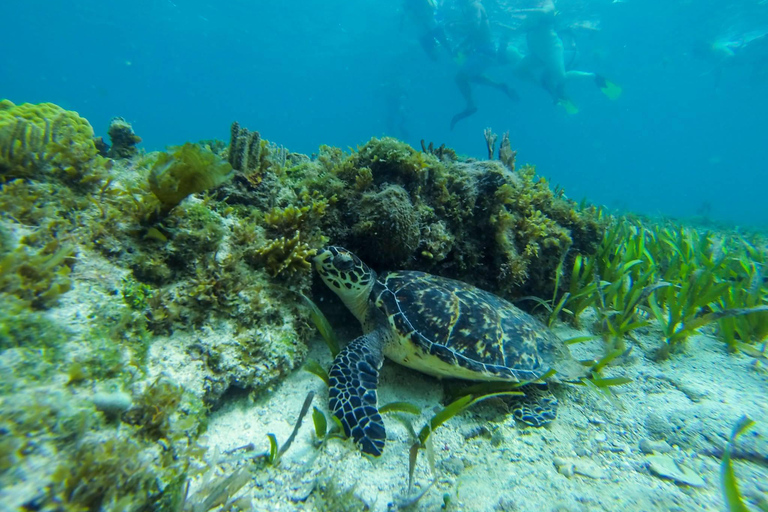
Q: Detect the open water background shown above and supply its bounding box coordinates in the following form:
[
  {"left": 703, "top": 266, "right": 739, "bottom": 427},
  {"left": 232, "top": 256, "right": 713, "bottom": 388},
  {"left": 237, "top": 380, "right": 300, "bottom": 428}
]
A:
[{"left": 3, "top": 0, "right": 767, "bottom": 226}]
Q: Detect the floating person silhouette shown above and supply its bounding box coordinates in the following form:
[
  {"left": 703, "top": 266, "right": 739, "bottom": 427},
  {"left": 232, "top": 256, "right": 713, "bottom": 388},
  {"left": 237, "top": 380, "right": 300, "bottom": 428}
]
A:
[
  {"left": 449, "top": 0, "right": 519, "bottom": 130},
  {"left": 694, "top": 28, "right": 768, "bottom": 86},
  {"left": 401, "top": 0, "right": 452, "bottom": 61},
  {"left": 382, "top": 76, "right": 411, "bottom": 141},
  {"left": 508, "top": 0, "right": 621, "bottom": 113}
]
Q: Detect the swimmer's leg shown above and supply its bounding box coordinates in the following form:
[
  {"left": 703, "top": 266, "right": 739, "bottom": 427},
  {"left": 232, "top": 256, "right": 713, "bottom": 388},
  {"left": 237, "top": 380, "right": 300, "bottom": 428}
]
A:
[
  {"left": 418, "top": 33, "right": 440, "bottom": 61},
  {"left": 567, "top": 70, "right": 623, "bottom": 100},
  {"left": 470, "top": 74, "right": 520, "bottom": 102},
  {"left": 511, "top": 55, "right": 541, "bottom": 85},
  {"left": 565, "top": 70, "right": 596, "bottom": 80},
  {"left": 450, "top": 72, "right": 478, "bottom": 130}
]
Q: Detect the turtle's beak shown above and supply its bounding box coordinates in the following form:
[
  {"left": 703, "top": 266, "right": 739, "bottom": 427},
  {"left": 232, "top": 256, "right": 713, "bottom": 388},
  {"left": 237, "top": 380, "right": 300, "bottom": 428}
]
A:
[
  {"left": 312, "top": 248, "right": 332, "bottom": 264},
  {"left": 311, "top": 248, "right": 334, "bottom": 273}
]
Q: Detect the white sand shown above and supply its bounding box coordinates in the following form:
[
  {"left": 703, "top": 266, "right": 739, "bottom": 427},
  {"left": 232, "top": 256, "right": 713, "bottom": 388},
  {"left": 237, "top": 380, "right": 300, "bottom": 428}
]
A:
[{"left": 201, "top": 323, "right": 768, "bottom": 512}]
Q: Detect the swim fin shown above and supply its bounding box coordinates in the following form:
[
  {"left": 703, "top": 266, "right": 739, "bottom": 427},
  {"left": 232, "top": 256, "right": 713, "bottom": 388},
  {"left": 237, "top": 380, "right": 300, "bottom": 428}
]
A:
[
  {"left": 595, "top": 75, "right": 622, "bottom": 100},
  {"left": 559, "top": 99, "right": 579, "bottom": 114}
]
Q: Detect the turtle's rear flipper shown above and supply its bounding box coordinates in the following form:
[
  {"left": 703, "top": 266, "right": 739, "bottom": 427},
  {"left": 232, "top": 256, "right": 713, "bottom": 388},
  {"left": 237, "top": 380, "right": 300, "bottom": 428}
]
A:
[
  {"left": 329, "top": 333, "right": 387, "bottom": 456},
  {"left": 509, "top": 383, "right": 558, "bottom": 427}
]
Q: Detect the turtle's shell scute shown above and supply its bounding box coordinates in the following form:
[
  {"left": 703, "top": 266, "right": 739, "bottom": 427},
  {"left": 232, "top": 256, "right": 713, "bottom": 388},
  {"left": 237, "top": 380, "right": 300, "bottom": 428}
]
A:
[{"left": 376, "top": 271, "right": 566, "bottom": 381}]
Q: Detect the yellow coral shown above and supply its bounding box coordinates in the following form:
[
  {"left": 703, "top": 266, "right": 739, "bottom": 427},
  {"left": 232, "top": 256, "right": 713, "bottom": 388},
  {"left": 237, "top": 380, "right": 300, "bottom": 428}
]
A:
[
  {"left": 0, "top": 100, "right": 99, "bottom": 181},
  {"left": 255, "top": 231, "right": 316, "bottom": 277},
  {"left": 263, "top": 195, "right": 328, "bottom": 234}
]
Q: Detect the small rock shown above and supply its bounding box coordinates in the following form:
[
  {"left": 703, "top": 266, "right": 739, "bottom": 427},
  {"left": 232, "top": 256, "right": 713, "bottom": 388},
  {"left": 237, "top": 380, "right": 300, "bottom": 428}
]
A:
[
  {"left": 573, "top": 460, "right": 606, "bottom": 480},
  {"left": 92, "top": 391, "right": 132, "bottom": 418},
  {"left": 603, "top": 441, "right": 630, "bottom": 453},
  {"left": 463, "top": 425, "right": 490, "bottom": 440},
  {"left": 594, "top": 432, "right": 607, "bottom": 443},
  {"left": 644, "top": 413, "right": 674, "bottom": 440},
  {"left": 554, "top": 457, "right": 575, "bottom": 477},
  {"left": 574, "top": 446, "right": 592, "bottom": 457},
  {"left": 440, "top": 456, "right": 465, "bottom": 476},
  {"left": 553, "top": 456, "right": 605, "bottom": 479},
  {"left": 640, "top": 439, "right": 673, "bottom": 454},
  {"left": 495, "top": 494, "right": 518, "bottom": 511},
  {"left": 646, "top": 454, "right": 706, "bottom": 488}
]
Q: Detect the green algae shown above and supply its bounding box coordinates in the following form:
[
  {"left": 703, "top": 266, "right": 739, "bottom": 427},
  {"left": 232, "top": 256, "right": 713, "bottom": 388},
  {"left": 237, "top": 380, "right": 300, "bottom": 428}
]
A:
[{"left": 149, "top": 142, "right": 233, "bottom": 210}]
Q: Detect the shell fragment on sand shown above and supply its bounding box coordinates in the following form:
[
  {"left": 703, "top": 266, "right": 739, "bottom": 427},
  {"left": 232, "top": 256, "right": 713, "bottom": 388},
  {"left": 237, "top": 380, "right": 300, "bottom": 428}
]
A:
[{"left": 646, "top": 454, "right": 706, "bottom": 487}]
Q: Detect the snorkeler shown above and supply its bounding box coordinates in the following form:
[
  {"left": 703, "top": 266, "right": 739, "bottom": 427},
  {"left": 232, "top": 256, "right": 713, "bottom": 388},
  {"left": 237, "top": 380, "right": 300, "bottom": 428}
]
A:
[
  {"left": 449, "top": 0, "right": 519, "bottom": 130},
  {"left": 402, "top": 0, "right": 452, "bottom": 61},
  {"left": 695, "top": 29, "right": 768, "bottom": 86},
  {"left": 510, "top": 0, "right": 621, "bottom": 113},
  {"left": 382, "top": 77, "right": 411, "bottom": 141}
]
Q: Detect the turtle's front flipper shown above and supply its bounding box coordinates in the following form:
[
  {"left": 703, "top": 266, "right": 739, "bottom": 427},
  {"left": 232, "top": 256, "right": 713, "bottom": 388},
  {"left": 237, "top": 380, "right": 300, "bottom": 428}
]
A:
[
  {"left": 329, "top": 333, "right": 386, "bottom": 456},
  {"left": 509, "top": 383, "right": 558, "bottom": 427}
]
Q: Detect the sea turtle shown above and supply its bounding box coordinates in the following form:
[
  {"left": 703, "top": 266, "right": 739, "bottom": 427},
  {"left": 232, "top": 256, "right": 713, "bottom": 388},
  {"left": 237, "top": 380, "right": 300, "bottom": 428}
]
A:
[{"left": 313, "top": 246, "right": 586, "bottom": 456}]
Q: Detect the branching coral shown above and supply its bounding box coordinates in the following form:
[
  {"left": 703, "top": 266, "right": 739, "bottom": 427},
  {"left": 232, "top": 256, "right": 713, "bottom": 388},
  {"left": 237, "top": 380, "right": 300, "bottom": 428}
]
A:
[
  {"left": 263, "top": 198, "right": 328, "bottom": 236},
  {"left": 254, "top": 231, "right": 316, "bottom": 277},
  {"left": 420, "top": 139, "right": 457, "bottom": 162},
  {"left": 498, "top": 131, "right": 516, "bottom": 171}
]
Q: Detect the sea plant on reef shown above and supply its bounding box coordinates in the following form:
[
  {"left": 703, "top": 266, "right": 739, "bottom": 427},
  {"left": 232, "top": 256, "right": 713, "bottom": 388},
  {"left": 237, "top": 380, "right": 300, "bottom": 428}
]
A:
[
  {"left": 148, "top": 142, "right": 233, "bottom": 211},
  {"left": 542, "top": 217, "right": 768, "bottom": 359}
]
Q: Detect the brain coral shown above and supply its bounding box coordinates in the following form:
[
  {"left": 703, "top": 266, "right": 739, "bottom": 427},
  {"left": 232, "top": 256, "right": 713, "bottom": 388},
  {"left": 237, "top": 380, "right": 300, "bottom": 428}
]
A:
[{"left": 0, "top": 100, "right": 99, "bottom": 181}]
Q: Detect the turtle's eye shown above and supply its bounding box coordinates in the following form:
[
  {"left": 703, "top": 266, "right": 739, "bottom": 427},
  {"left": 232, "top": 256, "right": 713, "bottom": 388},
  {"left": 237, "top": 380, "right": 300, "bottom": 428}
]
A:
[{"left": 333, "top": 253, "right": 355, "bottom": 271}]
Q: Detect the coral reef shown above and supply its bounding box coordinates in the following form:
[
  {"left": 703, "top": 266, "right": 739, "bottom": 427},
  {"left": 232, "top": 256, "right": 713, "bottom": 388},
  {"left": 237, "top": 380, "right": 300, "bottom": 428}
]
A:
[
  {"left": 0, "top": 106, "right": 318, "bottom": 510},
  {"left": 0, "top": 100, "right": 101, "bottom": 183},
  {"left": 353, "top": 184, "right": 421, "bottom": 265},
  {"left": 293, "top": 136, "right": 604, "bottom": 301},
  {"left": 2, "top": 96, "right": 767, "bottom": 512},
  {"left": 106, "top": 116, "right": 142, "bottom": 159},
  {"left": 18, "top": 101, "right": 768, "bottom": 512}
]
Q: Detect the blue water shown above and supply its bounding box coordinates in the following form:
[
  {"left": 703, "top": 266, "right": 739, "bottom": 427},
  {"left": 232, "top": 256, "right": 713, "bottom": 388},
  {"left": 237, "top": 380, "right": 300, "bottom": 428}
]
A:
[{"left": 3, "top": 0, "right": 767, "bottom": 226}]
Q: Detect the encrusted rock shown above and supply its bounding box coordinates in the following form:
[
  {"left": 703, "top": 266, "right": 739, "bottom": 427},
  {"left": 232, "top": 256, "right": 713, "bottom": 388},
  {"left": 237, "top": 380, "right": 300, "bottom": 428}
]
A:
[{"left": 639, "top": 439, "right": 673, "bottom": 454}]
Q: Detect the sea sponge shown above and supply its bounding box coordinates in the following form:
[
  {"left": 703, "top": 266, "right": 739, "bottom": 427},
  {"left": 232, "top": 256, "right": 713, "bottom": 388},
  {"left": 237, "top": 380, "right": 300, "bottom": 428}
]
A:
[
  {"left": 148, "top": 142, "right": 233, "bottom": 210},
  {"left": 0, "top": 100, "right": 99, "bottom": 181}
]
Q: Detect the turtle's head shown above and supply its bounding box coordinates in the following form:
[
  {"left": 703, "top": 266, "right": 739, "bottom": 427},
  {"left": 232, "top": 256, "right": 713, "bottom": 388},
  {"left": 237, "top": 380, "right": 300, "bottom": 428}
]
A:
[{"left": 313, "top": 247, "right": 376, "bottom": 322}]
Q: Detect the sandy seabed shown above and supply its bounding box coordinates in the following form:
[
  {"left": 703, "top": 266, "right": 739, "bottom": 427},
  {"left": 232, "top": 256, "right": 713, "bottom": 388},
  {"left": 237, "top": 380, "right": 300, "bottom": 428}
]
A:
[{"left": 194, "top": 318, "right": 768, "bottom": 512}]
